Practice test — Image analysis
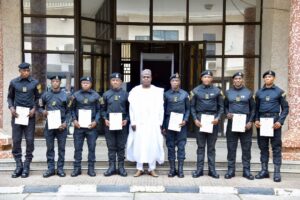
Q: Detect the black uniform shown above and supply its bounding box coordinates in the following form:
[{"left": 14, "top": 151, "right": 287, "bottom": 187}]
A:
[
  {"left": 163, "top": 88, "right": 190, "bottom": 178},
  {"left": 101, "top": 87, "right": 129, "bottom": 176},
  {"left": 70, "top": 87, "right": 101, "bottom": 177},
  {"left": 190, "top": 83, "right": 224, "bottom": 178},
  {"left": 224, "top": 85, "right": 255, "bottom": 179},
  {"left": 39, "top": 86, "right": 69, "bottom": 177},
  {"left": 7, "top": 63, "right": 40, "bottom": 178},
  {"left": 255, "top": 83, "right": 289, "bottom": 181}
]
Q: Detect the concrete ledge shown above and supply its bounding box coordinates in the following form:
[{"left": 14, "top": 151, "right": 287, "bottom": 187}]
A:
[
  {"left": 58, "top": 185, "right": 97, "bottom": 193},
  {"left": 199, "top": 186, "right": 238, "bottom": 194},
  {"left": 237, "top": 187, "right": 274, "bottom": 195},
  {"left": 130, "top": 186, "right": 165, "bottom": 193},
  {"left": 0, "top": 186, "right": 24, "bottom": 194},
  {"left": 274, "top": 188, "right": 300, "bottom": 196},
  {"left": 23, "top": 185, "right": 59, "bottom": 193},
  {"left": 165, "top": 186, "right": 199, "bottom": 193},
  {"left": 97, "top": 185, "right": 130, "bottom": 193}
]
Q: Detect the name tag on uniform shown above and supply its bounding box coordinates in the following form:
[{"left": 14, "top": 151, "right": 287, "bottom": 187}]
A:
[
  {"left": 51, "top": 101, "right": 56, "bottom": 106},
  {"left": 22, "top": 87, "right": 27, "bottom": 93},
  {"left": 266, "top": 96, "right": 270, "bottom": 101},
  {"left": 236, "top": 96, "right": 241, "bottom": 102},
  {"left": 114, "top": 95, "right": 119, "bottom": 101},
  {"left": 173, "top": 96, "right": 178, "bottom": 102},
  {"left": 205, "top": 93, "right": 209, "bottom": 99},
  {"left": 83, "top": 98, "right": 89, "bottom": 104}
]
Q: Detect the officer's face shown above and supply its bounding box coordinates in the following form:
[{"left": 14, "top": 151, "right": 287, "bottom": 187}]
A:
[
  {"left": 19, "top": 68, "right": 30, "bottom": 78},
  {"left": 201, "top": 75, "right": 213, "bottom": 85},
  {"left": 81, "top": 81, "right": 92, "bottom": 91},
  {"left": 141, "top": 74, "right": 152, "bottom": 87},
  {"left": 110, "top": 78, "right": 122, "bottom": 89},
  {"left": 233, "top": 76, "right": 243, "bottom": 87},
  {"left": 170, "top": 78, "right": 180, "bottom": 90},
  {"left": 264, "top": 75, "right": 275, "bottom": 85},
  {"left": 51, "top": 79, "right": 61, "bottom": 89}
]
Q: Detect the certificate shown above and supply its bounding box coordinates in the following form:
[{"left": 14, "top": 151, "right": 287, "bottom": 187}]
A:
[
  {"left": 47, "top": 110, "right": 61, "bottom": 130},
  {"left": 200, "top": 114, "right": 214, "bottom": 134},
  {"left": 232, "top": 114, "right": 247, "bottom": 132},
  {"left": 260, "top": 117, "right": 274, "bottom": 137},
  {"left": 109, "top": 113, "right": 122, "bottom": 131},
  {"left": 168, "top": 112, "right": 183, "bottom": 132},
  {"left": 15, "top": 106, "right": 30, "bottom": 126},
  {"left": 78, "top": 109, "right": 92, "bottom": 128}
]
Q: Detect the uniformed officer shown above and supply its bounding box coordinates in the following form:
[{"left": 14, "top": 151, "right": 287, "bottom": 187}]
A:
[
  {"left": 101, "top": 73, "right": 129, "bottom": 177},
  {"left": 7, "top": 62, "right": 41, "bottom": 178},
  {"left": 70, "top": 76, "right": 101, "bottom": 177},
  {"left": 190, "top": 70, "right": 224, "bottom": 179},
  {"left": 39, "top": 75, "right": 69, "bottom": 178},
  {"left": 162, "top": 73, "right": 190, "bottom": 178},
  {"left": 224, "top": 72, "right": 255, "bottom": 180},
  {"left": 254, "top": 70, "right": 289, "bottom": 182}
]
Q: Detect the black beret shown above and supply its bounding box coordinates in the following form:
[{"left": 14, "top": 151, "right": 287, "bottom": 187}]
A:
[
  {"left": 262, "top": 70, "right": 275, "bottom": 78},
  {"left": 201, "top": 70, "right": 213, "bottom": 77},
  {"left": 18, "top": 62, "right": 30, "bottom": 69},
  {"left": 232, "top": 72, "right": 244, "bottom": 79},
  {"left": 170, "top": 73, "right": 180, "bottom": 80},
  {"left": 80, "top": 76, "right": 93, "bottom": 82},
  {"left": 49, "top": 75, "right": 62, "bottom": 80},
  {"left": 110, "top": 72, "right": 123, "bottom": 80}
]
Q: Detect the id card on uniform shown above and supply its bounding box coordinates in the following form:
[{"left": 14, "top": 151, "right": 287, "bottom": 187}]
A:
[
  {"left": 260, "top": 118, "right": 274, "bottom": 137},
  {"left": 15, "top": 106, "right": 30, "bottom": 126},
  {"left": 47, "top": 110, "right": 61, "bottom": 130},
  {"left": 200, "top": 114, "right": 214, "bottom": 134},
  {"left": 109, "top": 113, "right": 122, "bottom": 131},
  {"left": 78, "top": 109, "right": 92, "bottom": 128},
  {"left": 168, "top": 112, "right": 183, "bottom": 132},
  {"left": 232, "top": 114, "right": 247, "bottom": 132}
]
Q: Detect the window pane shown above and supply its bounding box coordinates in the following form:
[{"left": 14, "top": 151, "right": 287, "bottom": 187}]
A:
[
  {"left": 117, "top": 0, "right": 149, "bottom": 22},
  {"left": 24, "top": 37, "right": 74, "bottom": 51},
  {"left": 225, "top": 25, "right": 259, "bottom": 55},
  {"left": 116, "top": 25, "right": 150, "bottom": 40},
  {"left": 24, "top": 17, "right": 74, "bottom": 35},
  {"left": 23, "top": 0, "right": 74, "bottom": 15},
  {"left": 226, "top": 0, "right": 261, "bottom": 22},
  {"left": 153, "top": 26, "right": 185, "bottom": 41},
  {"left": 189, "top": 0, "right": 223, "bottom": 22},
  {"left": 81, "top": 0, "right": 111, "bottom": 21},
  {"left": 81, "top": 20, "right": 111, "bottom": 40},
  {"left": 153, "top": 0, "right": 186, "bottom": 23},
  {"left": 82, "top": 40, "right": 110, "bottom": 54},
  {"left": 189, "top": 26, "right": 222, "bottom": 41}
]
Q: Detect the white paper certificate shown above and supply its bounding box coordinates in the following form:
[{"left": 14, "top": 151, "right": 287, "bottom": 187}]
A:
[
  {"left": 168, "top": 112, "right": 183, "bottom": 132},
  {"left": 15, "top": 106, "right": 30, "bottom": 125},
  {"left": 78, "top": 109, "right": 92, "bottom": 128},
  {"left": 260, "top": 118, "right": 274, "bottom": 137},
  {"left": 109, "top": 113, "right": 123, "bottom": 131},
  {"left": 47, "top": 110, "right": 61, "bottom": 130},
  {"left": 200, "top": 114, "right": 214, "bottom": 133},
  {"left": 232, "top": 114, "right": 247, "bottom": 132}
]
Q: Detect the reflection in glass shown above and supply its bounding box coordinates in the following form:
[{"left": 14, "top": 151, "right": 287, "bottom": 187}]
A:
[
  {"left": 153, "top": 0, "right": 186, "bottom": 22},
  {"left": 189, "top": 0, "right": 223, "bottom": 22},
  {"left": 24, "top": 37, "right": 74, "bottom": 51},
  {"left": 81, "top": 0, "right": 111, "bottom": 21},
  {"left": 23, "top": 0, "right": 74, "bottom": 15},
  {"left": 117, "top": 25, "right": 150, "bottom": 40},
  {"left": 153, "top": 26, "right": 185, "bottom": 41},
  {"left": 226, "top": 0, "right": 261, "bottom": 22},
  {"left": 189, "top": 26, "right": 222, "bottom": 41},
  {"left": 117, "top": 0, "right": 149, "bottom": 22}
]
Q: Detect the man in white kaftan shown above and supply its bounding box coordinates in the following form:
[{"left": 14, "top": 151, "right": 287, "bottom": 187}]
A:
[{"left": 126, "top": 69, "right": 164, "bottom": 177}]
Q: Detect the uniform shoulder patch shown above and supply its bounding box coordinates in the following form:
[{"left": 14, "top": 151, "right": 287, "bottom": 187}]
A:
[
  {"left": 282, "top": 92, "right": 286, "bottom": 97},
  {"left": 99, "top": 97, "right": 104, "bottom": 105},
  {"left": 189, "top": 91, "right": 194, "bottom": 100},
  {"left": 68, "top": 96, "right": 75, "bottom": 107},
  {"left": 37, "top": 83, "right": 42, "bottom": 94}
]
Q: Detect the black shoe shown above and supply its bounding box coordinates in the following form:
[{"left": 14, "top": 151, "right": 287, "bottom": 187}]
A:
[
  {"left": 192, "top": 169, "right": 203, "bottom": 178},
  {"left": 273, "top": 165, "right": 281, "bottom": 182},
  {"left": 11, "top": 160, "right": 23, "bottom": 178},
  {"left": 177, "top": 160, "right": 184, "bottom": 178},
  {"left": 43, "top": 170, "right": 55, "bottom": 178},
  {"left": 118, "top": 162, "right": 127, "bottom": 177},
  {"left": 71, "top": 169, "right": 81, "bottom": 177},
  {"left": 255, "top": 163, "right": 269, "bottom": 179},
  {"left": 224, "top": 171, "right": 235, "bottom": 179},
  {"left": 87, "top": 169, "right": 96, "bottom": 177},
  {"left": 243, "top": 170, "right": 254, "bottom": 180},
  {"left": 57, "top": 170, "right": 66, "bottom": 177},
  {"left": 208, "top": 170, "right": 220, "bottom": 179},
  {"left": 21, "top": 162, "right": 30, "bottom": 178},
  {"left": 104, "top": 162, "right": 117, "bottom": 177},
  {"left": 168, "top": 160, "right": 176, "bottom": 177}
]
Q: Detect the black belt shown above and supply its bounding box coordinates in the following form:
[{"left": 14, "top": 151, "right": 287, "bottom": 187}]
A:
[
  {"left": 198, "top": 111, "right": 216, "bottom": 115},
  {"left": 259, "top": 112, "right": 279, "bottom": 117}
]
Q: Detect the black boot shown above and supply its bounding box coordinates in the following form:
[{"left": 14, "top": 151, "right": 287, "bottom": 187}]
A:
[
  {"left": 71, "top": 168, "right": 81, "bottom": 177},
  {"left": 243, "top": 168, "right": 254, "bottom": 180},
  {"left": 21, "top": 161, "right": 30, "bottom": 178},
  {"left": 177, "top": 160, "right": 184, "bottom": 178},
  {"left": 192, "top": 161, "right": 203, "bottom": 178},
  {"left": 224, "top": 168, "right": 235, "bottom": 179},
  {"left": 273, "top": 165, "right": 281, "bottom": 182},
  {"left": 104, "top": 162, "right": 116, "bottom": 176},
  {"left": 118, "top": 161, "right": 127, "bottom": 177},
  {"left": 208, "top": 168, "right": 220, "bottom": 179},
  {"left": 43, "top": 169, "right": 55, "bottom": 178},
  {"left": 255, "top": 163, "right": 269, "bottom": 179},
  {"left": 57, "top": 168, "right": 66, "bottom": 177},
  {"left": 87, "top": 164, "right": 96, "bottom": 177},
  {"left": 11, "top": 159, "right": 23, "bottom": 178},
  {"left": 168, "top": 160, "right": 176, "bottom": 177}
]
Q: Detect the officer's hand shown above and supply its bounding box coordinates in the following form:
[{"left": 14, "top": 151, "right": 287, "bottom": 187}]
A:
[
  {"left": 162, "top": 128, "right": 167, "bottom": 135},
  {"left": 59, "top": 122, "right": 67, "bottom": 131},
  {"left": 245, "top": 122, "right": 253, "bottom": 130},
  {"left": 88, "top": 121, "right": 97, "bottom": 129},
  {"left": 131, "top": 125, "right": 136, "bottom": 131},
  {"left": 10, "top": 107, "right": 18, "bottom": 118},
  {"left": 273, "top": 122, "right": 282, "bottom": 129},
  {"left": 122, "top": 120, "right": 128, "bottom": 127},
  {"left": 73, "top": 120, "right": 80, "bottom": 129},
  {"left": 105, "top": 119, "right": 110, "bottom": 127},
  {"left": 28, "top": 108, "right": 35, "bottom": 118},
  {"left": 227, "top": 113, "right": 233, "bottom": 119},
  {"left": 255, "top": 120, "right": 261, "bottom": 128},
  {"left": 42, "top": 110, "right": 48, "bottom": 118},
  {"left": 194, "top": 119, "right": 202, "bottom": 128},
  {"left": 179, "top": 120, "right": 186, "bottom": 127},
  {"left": 212, "top": 119, "right": 219, "bottom": 125}
]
